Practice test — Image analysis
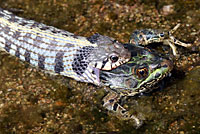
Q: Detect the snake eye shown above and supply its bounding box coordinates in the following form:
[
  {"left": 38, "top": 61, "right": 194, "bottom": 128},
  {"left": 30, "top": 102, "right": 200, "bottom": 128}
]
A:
[
  {"left": 110, "top": 55, "right": 119, "bottom": 63},
  {"left": 136, "top": 68, "right": 148, "bottom": 78}
]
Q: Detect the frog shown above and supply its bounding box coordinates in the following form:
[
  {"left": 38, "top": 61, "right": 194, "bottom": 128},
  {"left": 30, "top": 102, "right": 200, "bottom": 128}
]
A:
[{"left": 99, "top": 24, "right": 192, "bottom": 128}]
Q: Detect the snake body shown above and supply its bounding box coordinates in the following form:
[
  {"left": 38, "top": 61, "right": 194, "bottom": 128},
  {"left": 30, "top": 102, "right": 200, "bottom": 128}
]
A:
[{"left": 0, "top": 8, "right": 130, "bottom": 85}]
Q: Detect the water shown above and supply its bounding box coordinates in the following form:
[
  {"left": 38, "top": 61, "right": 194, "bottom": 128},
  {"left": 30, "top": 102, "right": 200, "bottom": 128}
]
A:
[{"left": 0, "top": 0, "right": 199, "bottom": 133}]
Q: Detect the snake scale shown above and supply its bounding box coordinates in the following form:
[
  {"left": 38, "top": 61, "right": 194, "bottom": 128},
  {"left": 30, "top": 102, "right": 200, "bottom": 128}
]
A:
[{"left": 0, "top": 8, "right": 131, "bottom": 85}]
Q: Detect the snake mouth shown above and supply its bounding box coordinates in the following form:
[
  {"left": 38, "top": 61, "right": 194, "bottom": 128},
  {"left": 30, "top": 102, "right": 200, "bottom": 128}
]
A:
[{"left": 92, "top": 67, "right": 100, "bottom": 85}]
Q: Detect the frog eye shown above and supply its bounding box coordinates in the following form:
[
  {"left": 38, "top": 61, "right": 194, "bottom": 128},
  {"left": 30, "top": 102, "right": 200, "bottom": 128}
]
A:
[
  {"left": 110, "top": 55, "right": 119, "bottom": 63},
  {"left": 136, "top": 68, "right": 148, "bottom": 78}
]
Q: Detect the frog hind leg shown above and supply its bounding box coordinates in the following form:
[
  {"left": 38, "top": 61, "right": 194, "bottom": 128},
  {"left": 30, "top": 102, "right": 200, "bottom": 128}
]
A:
[
  {"left": 102, "top": 91, "right": 143, "bottom": 128},
  {"left": 129, "top": 24, "right": 192, "bottom": 56},
  {"left": 129, "top": 29, "right": 165, "bottom": 46}
]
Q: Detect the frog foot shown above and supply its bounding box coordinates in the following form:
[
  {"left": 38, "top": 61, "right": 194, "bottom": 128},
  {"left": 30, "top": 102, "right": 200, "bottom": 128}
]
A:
[
  {"left": 164, "top": 24, "right": 192, "bottom": 56},
  {"left": 102, "top": 91, "right": 143, "bottom": 128}
]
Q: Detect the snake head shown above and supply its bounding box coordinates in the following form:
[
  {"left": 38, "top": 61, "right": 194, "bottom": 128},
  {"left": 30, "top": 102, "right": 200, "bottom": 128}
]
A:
[
  {"left": 87, "top": 33, "right": 131, "bottom": 70},
  {"left": 72, "top": 34, "right": 131, "bottom": 85}
]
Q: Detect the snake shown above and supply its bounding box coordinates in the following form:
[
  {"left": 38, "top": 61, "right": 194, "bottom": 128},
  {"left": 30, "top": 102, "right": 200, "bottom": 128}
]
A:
[
  {"left": 0, "top": 8, "right": 131, "bottom": 85},
  {"left": 0, "top": 8, "right": 192, "bottom": 128}
]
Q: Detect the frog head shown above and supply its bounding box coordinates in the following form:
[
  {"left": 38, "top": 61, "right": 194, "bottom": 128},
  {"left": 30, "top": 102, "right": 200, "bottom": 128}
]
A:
[{"left": 100, "top": 44, "right": 173, "bottom": 96}]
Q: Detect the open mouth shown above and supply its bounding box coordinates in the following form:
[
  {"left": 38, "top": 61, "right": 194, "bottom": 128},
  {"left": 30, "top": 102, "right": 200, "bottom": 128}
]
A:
[{"left": 92, "top": 67, "right": 100, "bottom": 85}]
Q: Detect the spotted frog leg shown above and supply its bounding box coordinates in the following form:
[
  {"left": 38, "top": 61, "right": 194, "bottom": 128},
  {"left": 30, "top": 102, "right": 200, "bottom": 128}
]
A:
[
  {"left": 103, "top": 91, "right": 143, "bottom": 128},
  {"left": 129, "top": 24, "right": 192, "bottom": 56}
]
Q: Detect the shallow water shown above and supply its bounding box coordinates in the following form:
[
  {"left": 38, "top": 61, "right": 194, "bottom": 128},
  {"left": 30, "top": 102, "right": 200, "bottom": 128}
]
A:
[{"left": 0, "top": 0, "right": 199, "bottom": 133}]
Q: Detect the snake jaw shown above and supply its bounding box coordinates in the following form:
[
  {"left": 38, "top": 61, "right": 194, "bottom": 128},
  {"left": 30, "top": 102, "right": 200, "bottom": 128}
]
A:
[{"left": 92, "top": 67, "right": 100, "bottom": 85}]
